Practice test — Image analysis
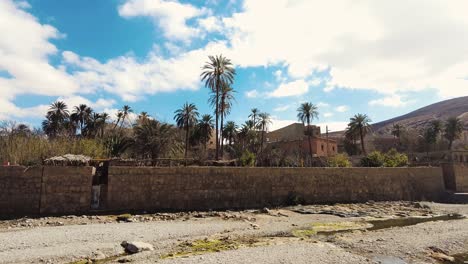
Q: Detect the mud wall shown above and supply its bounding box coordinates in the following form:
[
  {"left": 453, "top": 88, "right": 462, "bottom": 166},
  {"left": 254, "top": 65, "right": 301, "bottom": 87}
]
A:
[
  {"left": 454, "top": 164, "right": 468, "bottom": 192},
  {"left": 106, "top": 167, "right": 445, "bottom": 211},
  {"left": 0, "top": 166, "right": 93, "bottom": 217},
  {"left": 0, "top": 166, "right": 446, "bottom": 216}
]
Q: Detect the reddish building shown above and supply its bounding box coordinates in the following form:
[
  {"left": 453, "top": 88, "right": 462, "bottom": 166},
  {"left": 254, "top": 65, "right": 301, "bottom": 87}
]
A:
[{"left": 265, "top": 123, "right": 338, "bottom": 157}]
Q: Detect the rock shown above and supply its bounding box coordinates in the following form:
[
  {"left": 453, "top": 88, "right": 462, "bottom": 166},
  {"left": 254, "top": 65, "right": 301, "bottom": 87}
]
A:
[
  {"left": 121, "top": 241, "right": 154, "bottom": 254},
  {"left": 429, "top": 252, "right": 455, "bottom": 262},
  {"left": 91, "top": 251, "right": 106, "bottom": 261},
  {"left": 260, "top": 207, "right": 271, "bottom": 214}
]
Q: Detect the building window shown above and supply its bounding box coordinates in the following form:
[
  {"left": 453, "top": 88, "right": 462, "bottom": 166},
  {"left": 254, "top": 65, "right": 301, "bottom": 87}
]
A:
[
  {"left": 332, "top": 146, "right": 335, "bottom": 152},
  {"left": 321, "top": 145, "right": 324, "bottom": 151}
]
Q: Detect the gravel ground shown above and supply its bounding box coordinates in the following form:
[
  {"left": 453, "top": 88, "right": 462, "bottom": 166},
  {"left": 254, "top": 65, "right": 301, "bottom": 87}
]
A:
[{"left": 0, "top": 202, "right": 466, "bottom": 264}]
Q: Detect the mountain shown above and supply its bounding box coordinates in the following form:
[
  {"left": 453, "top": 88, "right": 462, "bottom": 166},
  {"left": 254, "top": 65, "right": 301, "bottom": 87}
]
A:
[{"left": 372, "top": 96, "right": 468, "bottom": 135}]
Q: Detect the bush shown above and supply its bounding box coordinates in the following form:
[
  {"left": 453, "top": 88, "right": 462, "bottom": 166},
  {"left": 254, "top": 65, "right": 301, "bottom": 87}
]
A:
[
  {"left": 239, "top": 150, "right": 256, "bottom": 167},
  {"left": 360, "top": 151, "right": 385, "bottom": 167},
  {"left": 383, "top": 148, "right": 408, "bottom": 167},
  {"left": 328, "top": 154, "right": 351, "bottom": 167},
  {"left": 360, "top": 149, "right": 408, "bottom": 167}
]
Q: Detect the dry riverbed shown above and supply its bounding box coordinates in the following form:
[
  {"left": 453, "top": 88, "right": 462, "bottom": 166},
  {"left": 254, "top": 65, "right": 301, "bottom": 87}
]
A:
[{"left": 0, "top": 201, "right": 467, "bottom": 264}]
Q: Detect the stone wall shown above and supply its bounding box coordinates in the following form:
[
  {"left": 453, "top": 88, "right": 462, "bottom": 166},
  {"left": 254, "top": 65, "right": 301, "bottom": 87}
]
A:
[
  {"left": 106, "top": 167, "right": 445, "bottom": 212},
  {"left": 39, "top": 166, "right": 93, "bottom": 215},
  {"left": 0, "top": 166, "right": 42, "bottom": 215},
  {"left": 0, "top": 166, "right": 93, "bottom": 217},
  {"left": 0, "top": 166, "right": 447, "bottom": 216},
  {"left": 454, "top": 164, "right": 468, "bottom": 192}
]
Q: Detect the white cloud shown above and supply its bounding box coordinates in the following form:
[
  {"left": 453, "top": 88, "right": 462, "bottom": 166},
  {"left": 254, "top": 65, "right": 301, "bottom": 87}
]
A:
[
  {"left": 118, "top": 0, "right": 207, "bottom": 41},
  {"left": 223, "top": 0, "right": 468, "bottom": 98},
  {"left": 273, "top": 105, "right": 291, "bottom": 112},
  {"left": 335, "top": 105, "right": 349, "bottom": 113},
  {"left": 317, "top": 102, "right": 330, "bottom": 108},
  {"left": 269, "top": 79, "right": 309, "bottom": 97},
  {"left": 323, "top": 112, "right": 334, "bottom": 118},
  {"left": 244, "top": 89, "right": 259, "bottom": 98},
  {"left": 198, "top": 16, "right": 223, "bottom": 32},
  {"left": 315, "top": 122, "right": 348, "bottom": 133},
  {"left": 369, "top": 95, "right": 407, "bottom": 107}
]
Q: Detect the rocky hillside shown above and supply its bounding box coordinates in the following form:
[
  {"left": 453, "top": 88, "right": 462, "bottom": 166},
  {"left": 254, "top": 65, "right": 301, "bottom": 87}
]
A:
[{"left": 373, "top": 96, "right": 468, "bottom": 135}]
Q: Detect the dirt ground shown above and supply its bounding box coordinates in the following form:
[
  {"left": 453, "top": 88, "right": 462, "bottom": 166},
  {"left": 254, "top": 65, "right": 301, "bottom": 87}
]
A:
[{"left": 0, "top": 201, "right": 467, "bottom": 264}]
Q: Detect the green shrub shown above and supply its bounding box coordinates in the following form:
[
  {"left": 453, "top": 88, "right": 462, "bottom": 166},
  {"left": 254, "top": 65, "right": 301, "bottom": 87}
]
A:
[
  {"left": 328, "top": 154, "right": 351, "bottom": 167},
  {"left": 360, "top": 149, "right": 408, "bottom": 167},
  {"left": 383, "top": 148, "right": 408, "bottom": 167},
  {"left": 360, "top": 151, "right": 385, "bottom": 167},
  {"left": 240, "top": 150, "right": 256, "bottom": 167}
]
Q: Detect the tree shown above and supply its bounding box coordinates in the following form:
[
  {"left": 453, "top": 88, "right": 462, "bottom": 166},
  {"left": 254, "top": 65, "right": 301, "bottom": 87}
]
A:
[
  {"left": 249, "top": 108, "right": 260, "bottom": 153},
  {"left": 249, "top": 108, "right": 260, "bottom": 129},
  {"left": 223, "top": 121, "right": 237, "bottom": 146},
  {"left": 201, "top": 55, "right": 235, "bottom": 160},
  {"left": 444, "top": 117, "right": 463, "bottom": 150},
  {"left": 42, "top": 101, "right": 69, "bottom": 137},
  {"left": 174, "top": 102, "right": 199, "bottom": 159},
  {"left": 297, "top": 102, "right": 319, "bottom": 160},
  {"left": 198, "top": 114, "right": 214, "bottom": 150},
  {"left": 391, "top": 123, "right": 405, "bottom": 148},
  {"left": 258, "top": 112, "right": 272, "bottom": 155},
  {"left": 120, "top": 105, "right": 133, "bottom": 128},
  {"left": 114, "top": 111, "right": 123, "bottom": 130},
  {"left": 133, "top": 119, "right": 177, "bottom": 159},
  {"left": 137, "top": 112, "right": 150, "bottom": 125},
  {"left": 347, "top": 114, "right": 372, "bottom": 155},
  {"left": 73, "top": 104, "right": 91, "bottom": 135},
  {"left": 210, "top": 84, "right": 236, "bottom": 157}
]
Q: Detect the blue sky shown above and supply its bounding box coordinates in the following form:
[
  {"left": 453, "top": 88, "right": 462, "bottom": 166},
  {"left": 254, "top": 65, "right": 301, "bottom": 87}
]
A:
[{"left": 1, "top": 0, "right": 467, "bottom": 131}]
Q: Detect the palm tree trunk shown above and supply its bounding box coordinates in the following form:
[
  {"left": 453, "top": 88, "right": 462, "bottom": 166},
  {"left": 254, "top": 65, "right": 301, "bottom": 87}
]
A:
[
  {"left": 220, "top": 112, "right": 224, "bottom": 159},
  {"left": 307, "top": 122, "right": 313, "bottom": 162},
  {"left": 185, "top": 124, "right": 189, "bottom": 160},
  {"left": 215, "top": 77, "right": 220, "bottom": 160},
  {"left": 360, "top": 127, "right": 366, "bottom": 155},
  {"left": 448, "top": 140, "right": 453, "bottom": 150}
]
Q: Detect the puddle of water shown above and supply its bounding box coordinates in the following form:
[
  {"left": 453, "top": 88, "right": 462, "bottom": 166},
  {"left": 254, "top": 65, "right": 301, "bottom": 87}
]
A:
[
  {"left": 367, "top": 214, "right": 465, "bottom": 231},
  {"left": 295, "top": 214, "right": 465, "bottom": 238}
]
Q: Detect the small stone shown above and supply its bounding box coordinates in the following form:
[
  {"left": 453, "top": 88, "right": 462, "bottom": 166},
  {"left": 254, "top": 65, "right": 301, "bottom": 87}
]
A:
[
  {"left": 121, "top": 241, "right": 154, "bottom": 254},
  {"left": 260, "top": 207, "right": 271, "bottom": 214}
]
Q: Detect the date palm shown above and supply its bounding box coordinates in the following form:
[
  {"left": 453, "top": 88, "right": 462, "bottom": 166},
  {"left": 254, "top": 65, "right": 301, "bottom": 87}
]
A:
[
  {"left": 198, "top": 114, "right": 214, "bottom": 150},
  {"left": 258, "top": 112, "right": 272, "bottom": 155},
  {"left": 120, "top": 105, "right": 133, "bottom": 128},
  {"left": 43, "top": 101, "right": 69, "bottom": 137},
  {"left": 73, "top": 104, "right": 91, "bottom": 135},
  {"left": 174, "top": 102, "right": 199, "bottom": 159},
  {"left": 201, "top": 55, "right": 235, "bottom": 160},
  {"left": 391, "top": 123, "right": 404, "bottom": 146},
  {"left": 297, "top": 102, "right": 319, "bottom": 160},
  {"left": 223, "top": 121, "right": 237, "bottom": 146},
  {"left": 347, "top": 114, "right": 372, "bottom": 155},
  {"left": 210, "top": 85, "right": 236, "bottom": 157},
  {"left": 444, "top": 117, "right": 463, "bottom": 150}
]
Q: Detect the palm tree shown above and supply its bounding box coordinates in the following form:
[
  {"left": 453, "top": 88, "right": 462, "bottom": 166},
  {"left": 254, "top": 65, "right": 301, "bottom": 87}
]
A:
[
  {"left": 174, "top": 102, "right": 199, "bottom": 159},
  {"left": 43, "top": 101, "right": 69, "bottom": 137},
  {"left": 223, "top": 121, "right": 238, "bottom": 146},
  {"left": 249, "top": 108, "right": 260, "bottom": 129},
  {"left": 391, "top": 123, "right": 404, "bottom": 146},
  {"left": 258, "top": 112, "right": 272, "bottom": 155},
  {"left": 120, "top": 105, "right": 133, "bottom": 128},
  {"left": 73, "top": 104, "right": 91, "bottom": 134},
  {"left": 444, "top": 117, "right": 463, "bottom": 150},
  {"left": 114, "top": 111, "right": 123, "bottom": 130},
  {"left": 134, "top": 119, "right": 178, "bottom": 159},
  {"left": 210, "top": 84, "right": 236, "bottom": 157},
  {"left": 198, "top": 114, "right": 214, "bottom": 150},
  {"left": 201, "top": 55, "right": 235, "bottom": 160},
  {"left": 99, "top": 112, "right": 110, "bottom": 137},
  {"left": 297, "top": 102, "right": 319, "bottom": 160},
  {"left": 137, "top": 112, "right": 150, "bottom": 125},
  {"left": 347, "top": 114, "right": 372, "bottom": 155}
]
